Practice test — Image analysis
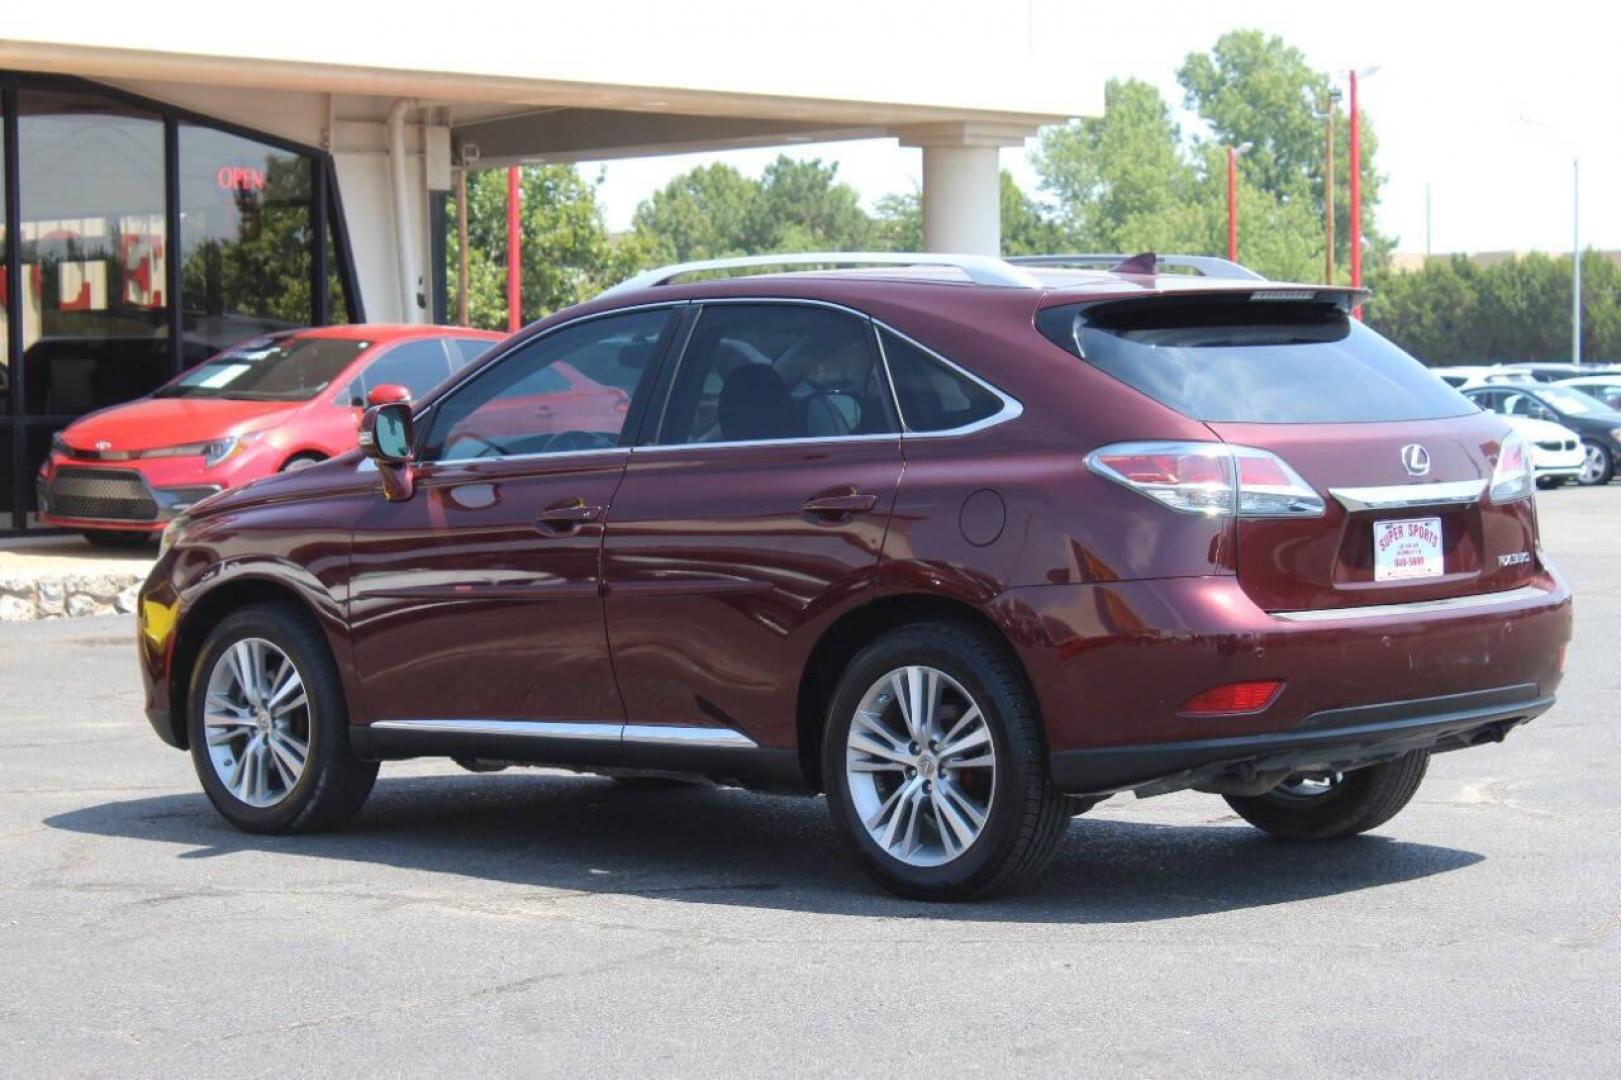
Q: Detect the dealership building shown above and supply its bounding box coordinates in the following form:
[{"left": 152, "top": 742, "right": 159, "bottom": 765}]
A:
[{"left": 0, "top": 4, "right": 1093, "bottom": 531}]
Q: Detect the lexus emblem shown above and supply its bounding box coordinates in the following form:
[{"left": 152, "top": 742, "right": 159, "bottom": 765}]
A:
[{"left": 1400, "top": 443, "right": 1431, "bottom": 477}]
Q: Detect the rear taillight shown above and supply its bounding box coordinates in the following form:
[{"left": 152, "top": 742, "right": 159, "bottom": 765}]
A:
[
  {"left": 1086, "top": 441, "right": 1325, "bottom": 518},
  {"left": 1489, "top": 430, "right": 1534, "bottom": 503},
  {"left": 1179, "top": 680, "right": 1284, "bottom": 715}
]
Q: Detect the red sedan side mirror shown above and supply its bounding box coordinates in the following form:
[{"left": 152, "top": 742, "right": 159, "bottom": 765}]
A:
[{"left": 366, "top": 383, "right": 412, "bottom": 407}]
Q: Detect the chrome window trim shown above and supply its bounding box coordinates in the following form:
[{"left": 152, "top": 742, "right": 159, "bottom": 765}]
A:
[
  {"left": 406, "top": 294, "right": 1024, "bottom": 467},
  {"left": 368, "top": 718, "right": 757, "bottom": 749},
  {"left": 1328, "top": 478, "right": 1488, "bottom": 511},
  {"left": 1269, "top": 584, "right": 1550, "bottom": 623},
  {"left": 653, "top": 295, "right": 1022, "bottom": 447},
  {"left": 870, "top": 321, "right": 1025, "bottom": 438}
]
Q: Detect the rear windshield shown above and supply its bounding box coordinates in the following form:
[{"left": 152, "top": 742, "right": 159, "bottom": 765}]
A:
[{"left": 1037, "top": 298, "right": 1475, "bottom": 423}]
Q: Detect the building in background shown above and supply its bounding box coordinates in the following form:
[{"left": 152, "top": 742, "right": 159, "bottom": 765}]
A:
[{"left": 0, "top": 2, "right": 1093, "bottom": 531}]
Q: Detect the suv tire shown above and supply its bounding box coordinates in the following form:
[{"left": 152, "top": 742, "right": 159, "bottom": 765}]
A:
[
  {"left": 1223, "top": 751, "right": 1429, "bottom": 840},
  {"left": 822, "top": 622, "right": 1067, "bottom": 900},
  {"left": 187, "top": 603, "right": 377, "bottom": 833}
]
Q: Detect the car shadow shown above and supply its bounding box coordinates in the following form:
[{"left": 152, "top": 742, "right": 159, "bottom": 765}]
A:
[{"left": 44, "top": 771, "right": 1484, "bottom": 922}]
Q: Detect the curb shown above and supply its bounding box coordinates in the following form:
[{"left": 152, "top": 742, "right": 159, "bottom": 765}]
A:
[{"left": 0, "top": 572, "right": 144, "bottom": 622}]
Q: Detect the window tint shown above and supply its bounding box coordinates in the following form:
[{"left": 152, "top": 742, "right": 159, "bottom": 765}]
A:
[
  {"left": 423, "top": 309, "right": 672, "bottom": 462},
  {"left": 1038, "top": 298, "right": 1475, "bottom": 424},
  {"left": 658, "top": 304, "right": 896, "bottom": 445},
  {"left": 878, "top": 328, "right": 1003, "bottom": 432},
  {"left": 450, "top": 337, "right": 493, "bottom": 366},
  {"left": 354, "top": 339, "right": 451, "bottom": 402}
]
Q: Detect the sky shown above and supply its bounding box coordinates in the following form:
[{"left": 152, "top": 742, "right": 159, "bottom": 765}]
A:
[{"left": 586, "top": 0, "right": 1618, "bottom": 257}]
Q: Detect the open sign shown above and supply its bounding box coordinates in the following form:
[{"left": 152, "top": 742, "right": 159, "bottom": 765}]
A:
[{"left": 216, "top": 166, "right": 267, "bottom": 193}]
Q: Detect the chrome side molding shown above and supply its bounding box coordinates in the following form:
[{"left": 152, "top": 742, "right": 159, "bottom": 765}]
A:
[
  {"left": 1270, "top": 584, "right": 1548, "bottom": 623},
  {"left": 1328, "top": 478, "right": 1487, "bottom": 512},
  {"left": 368, "top": 718, "right": 758, "bottom": 749}
]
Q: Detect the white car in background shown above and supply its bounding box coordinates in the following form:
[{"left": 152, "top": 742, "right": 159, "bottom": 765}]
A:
[
  {"left": 1432, "top": 364, "right": 1535, "bottom": 389},
  {"left": 1557, "top": 375, "right": 1621, "bottom": 411},
  {"left": 1500, "top": 414, "right": 1585, "bottom": 488}
]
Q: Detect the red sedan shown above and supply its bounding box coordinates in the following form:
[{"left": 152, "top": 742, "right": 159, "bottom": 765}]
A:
[{"left": 38, "top": 325, "right": 502, "bottom": 545}]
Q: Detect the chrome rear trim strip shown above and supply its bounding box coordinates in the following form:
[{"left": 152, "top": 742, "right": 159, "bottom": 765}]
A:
[
  {"left": 367, "top": 719, "right": 757, "bottom": 748},
  {"left": 1328, "top": 478, "right": 1487, "bottom": 511},
  {"left": 623, "top": 725, "right": 758, "bottom": 749},
  {"left": 1270, "top": 585, "right": 1548, "bottom": 623},
  {"left": 369, "top": 719, "right": 621, "bottom": 740}
]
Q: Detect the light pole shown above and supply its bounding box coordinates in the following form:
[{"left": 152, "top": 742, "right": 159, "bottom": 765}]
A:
[
  {"left": 1227, "top": 142, "right": 1253, "bottom": 264},
  {"left": 1572, "top": 158, "right": 1582, "bottom": 364},
  {"left": 1325, "top": 88, "right": 1342, "bottom": 284},
  {"left": 1517, "top": 116, "right": 1583, "bottom": 364},
  {"left": 1348, "top": 66, "right": 1380, "bottom": 317}
]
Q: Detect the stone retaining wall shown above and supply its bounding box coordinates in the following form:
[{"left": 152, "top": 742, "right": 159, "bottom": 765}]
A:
[{"left": 0, "top": 573, "right": 143, "bottom": 622}]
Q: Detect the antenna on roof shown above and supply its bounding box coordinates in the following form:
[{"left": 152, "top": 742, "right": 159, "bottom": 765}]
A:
[{"left": 1112, "top": 252, "right": 1158, "bottom": 276}]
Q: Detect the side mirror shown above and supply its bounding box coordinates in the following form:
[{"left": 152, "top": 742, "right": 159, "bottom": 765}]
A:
[
  {"left": 359, "top": 403, "right": 416, "bottom": 501},
  {"left": 367, "top": 383, "right": 412, "bottom": 407}
]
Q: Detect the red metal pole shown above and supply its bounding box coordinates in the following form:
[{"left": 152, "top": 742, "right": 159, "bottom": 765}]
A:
[
  {"left": 1226, "top": 146, "right": 1238, "bottom": 263},
  {"left": 506, "top": 165, "right": 522, "bottom": 333},
  {"left": 1349, "top": 70, "right": 1363, "bottom": 318}
]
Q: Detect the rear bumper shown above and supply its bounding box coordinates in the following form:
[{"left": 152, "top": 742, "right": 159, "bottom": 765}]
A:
[
  {"left": 1050, "top": 683, "right": 1552, "bottom": 796},
  {"left": 992, "top": 566, "right": 1572, "bottom": 766}
]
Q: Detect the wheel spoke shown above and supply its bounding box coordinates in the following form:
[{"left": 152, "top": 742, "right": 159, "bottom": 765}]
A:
[
  {"left": 938, "top": 724, "right": 990, "bottom": 763},
  {"left": 228, "top": 642, "right": 260, "bottom": 707},
  {"left": 932, "top": 786, "right": 979, "bottom": 852},
  {"left": 271, "top": 731, "right": 308, "bottom": 772},
  {"left": 265, "top": 660, "right": 303, "bottom": 711},
  {"left": 849, "top": 729, "right": 910, "bottom": 766},
  {"left": 939, "top": 705, "right": 981, "bottom": 747},
  {"left": 889, "top": 670, "right": 915, "bottom": 739},
  {"left": 947, "top": 753, "right": 995, "bottom": 770},
  {"left": 271, "top": 691, "right": 309, "bottom": 719},
  {"left": 268, "top": 738, "right": 300, "bottom": 790},
  {"left": 877, "top": 778, "right": 923, "bottom": 850},
  {"left": 939, "top": 777, "right": 988, "bottom": 830}
]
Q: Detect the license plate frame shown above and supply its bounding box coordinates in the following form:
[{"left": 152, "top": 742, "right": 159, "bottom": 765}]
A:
[{"left": 1373, "top": 516, "right": 1444, "bottom": 582}]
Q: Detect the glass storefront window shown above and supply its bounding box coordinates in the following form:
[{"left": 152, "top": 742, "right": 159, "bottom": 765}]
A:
[
  {"left": 179, "top": 125, "right": 314, "bottom": 361},
  {"left": 0, "top": 75, "right": 359, "bottom": 532},
  {"left": 16, "top": 91, "right": 169, "bottom": 418}
]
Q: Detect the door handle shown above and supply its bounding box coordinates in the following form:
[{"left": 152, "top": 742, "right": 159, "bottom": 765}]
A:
[
  {"left": 536, "top": 500, "right": 602, "bottom": 533},
  {"left": 801, "top": 492, "right": 878, "bottom": 517}
]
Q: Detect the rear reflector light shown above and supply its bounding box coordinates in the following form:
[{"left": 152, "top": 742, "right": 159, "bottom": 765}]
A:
[
  {"left": 1086, "top": 441, "right": 1325, "bottom": 518},
  {"left": 1489, "top": 430, "right": 1534, "bottom": 503},
  {"left": 1179, "top": 680, "right": 1283, "bottom": 715}
]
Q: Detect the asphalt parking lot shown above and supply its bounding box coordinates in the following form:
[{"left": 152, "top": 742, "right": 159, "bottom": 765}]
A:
[{"left": 3, "top": 486, "right": 1618, "bottom": 1077}]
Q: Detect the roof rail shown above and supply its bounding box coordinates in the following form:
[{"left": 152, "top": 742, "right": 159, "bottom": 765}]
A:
[
  {"left": 1005, "top": 253, "right": 1267, "bottom": 282},
  {"left": 600, "top": 252, "right": 1044, "bottom": 297}
]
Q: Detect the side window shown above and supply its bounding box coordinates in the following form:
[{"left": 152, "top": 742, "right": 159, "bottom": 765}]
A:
[
  {"left": 656, "top": 304, "right": 897, "bottom": 445},
  {"left": 878, "top": 328, "right": 1005, "bottom": 433},
  {"left": 449, "top": 337, "right": 493, "bottom": 369},
  {"left": 422, "top": 309, "right": 674, "bottom": 462},
  {"left": 351, "top": 340, "right": 452, "bottom": 403},
  {"left": 1469, "top": 391, "right": 1501, "bottom": 414}
]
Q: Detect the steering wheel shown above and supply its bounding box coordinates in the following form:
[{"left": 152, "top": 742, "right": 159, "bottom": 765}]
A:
[
  {"left": 542, "top": 430, "right": 618, "bottom": 453},
  {"left": 441, "top": 432, "right": 515, "bottom": 460}
]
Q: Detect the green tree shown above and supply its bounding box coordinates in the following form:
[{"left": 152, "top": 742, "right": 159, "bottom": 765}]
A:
[
  {"left": 1033, "top": 78, "right": 1202, "bottom": 253},
  {"left": 448, "top": 164, "right": 644, "bottom": 330},
  {"left": 629, "top": 162, "right": 758, "bottom": 263},
  {"left": 1178, "top": 29, "right": 1390, "bottom": 278}
]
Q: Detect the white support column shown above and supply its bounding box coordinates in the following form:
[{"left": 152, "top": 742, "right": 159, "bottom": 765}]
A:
[{"left": 895, "top": 122, "right": 1036, "bottom": 255}]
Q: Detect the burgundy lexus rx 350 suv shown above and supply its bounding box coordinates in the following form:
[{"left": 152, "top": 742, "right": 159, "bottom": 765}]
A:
[{"left": 137, "top": 252, "right": 1572, "bottom": 899}]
